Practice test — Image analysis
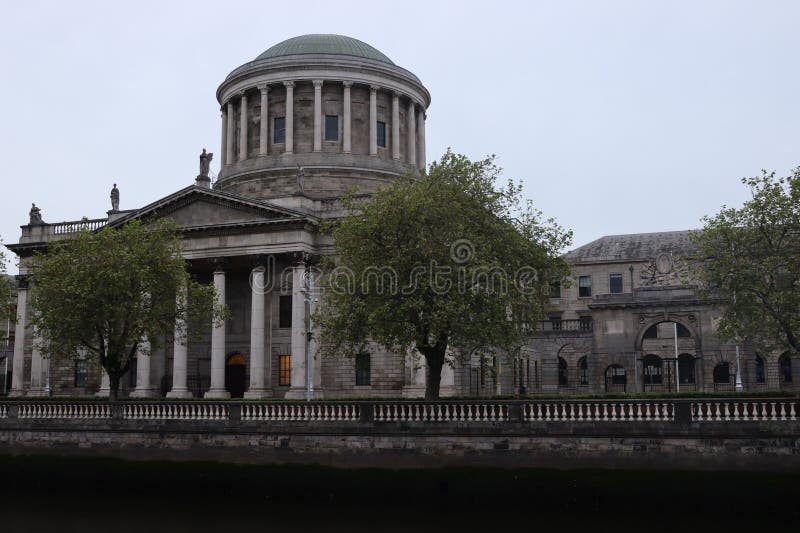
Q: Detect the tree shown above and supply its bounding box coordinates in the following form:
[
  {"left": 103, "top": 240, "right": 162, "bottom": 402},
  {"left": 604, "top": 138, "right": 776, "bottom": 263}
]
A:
[
  {"left": 695, "top": 168, "right": 800, "bottom": 356},
  {"left": 0, "top": 240, "right": 12, "bottom": 340},
  {"left": 316, "top": 150, "right": 572, "bottom": 399},
  {"left": 28, "top": 220, "right": 227, "bottom": 400}
]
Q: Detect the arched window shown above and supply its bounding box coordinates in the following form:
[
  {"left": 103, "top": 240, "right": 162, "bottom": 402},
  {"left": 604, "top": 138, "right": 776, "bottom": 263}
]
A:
[
  {"left": 676, "top": 323, "right": 691, "bottom": 338},
  {"left": 678, "top": 354, "right": 695, "bottom": 384},
  {"left": 643, "top": 325, "right": 658, "bottom": 339},
  {"left": 755, "top": 355, "right": 766, "bottom": 384},
  {"left": 578, "top": 356, "right": 588, "bottom": 385},
  {"left": 779, "top": 353, "right": 792, "bottom": 384},
  {"left": 713, "top": 362, "right": 731, "bottom": 384},
  {"left": 605, "top": 364, "right": 627, "bottom": 390},
  {"left": 558, "top": 357, "right": 568, "bottom": 387},
  {"left": 643, "top": 354, "right": 663, "bottom": 385}
]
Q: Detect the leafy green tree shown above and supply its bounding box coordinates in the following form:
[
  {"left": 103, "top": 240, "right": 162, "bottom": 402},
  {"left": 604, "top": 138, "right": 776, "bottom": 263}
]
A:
[
  {"left": 0, "top": 241, "right": 12, "bottom": 339},
  {"left": 316, "top": 150, "right": 572, "bottom": 400},
  {"left": 28, "top": 220, "right": 227, "bottom": 400},
  {"left": 695, "top": 168, "right": 800, "bottom": 356}
]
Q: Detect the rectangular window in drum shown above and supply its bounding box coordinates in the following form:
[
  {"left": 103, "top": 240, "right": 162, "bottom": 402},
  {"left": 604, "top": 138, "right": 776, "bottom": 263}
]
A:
[
  {"left": 274, "top": 116, "right": 286, "bottom": 144},
  {"left": 377, "top": 121, "right": 386, "bottom": 147},
  {"left": 325, "top": 115, "right": 339, "bottom": 141}
]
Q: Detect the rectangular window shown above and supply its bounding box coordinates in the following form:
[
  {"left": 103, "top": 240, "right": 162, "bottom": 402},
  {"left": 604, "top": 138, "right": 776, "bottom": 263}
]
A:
[
  {"left": 274, "top": 116, "right": 286, "bottom": 144},
  {"left": 74, "top": 359, "right": 88, "bottom": 387},
  {"left": 355, "top": 352, "right": 371, "bottom": 386},
  {"left": 278, "top": 355, "right": 291, "bottom": 386},
  {"left": 279, "top": 295, "right": 292, "bottom": 329},
  {"left": 549, "top": 280, "right": 561, "bottom": 298},
  {"left": 325, "top": 115, "right": 339, "bottom": 141},
  {"left": 578, "top": 275, "right": 592, "bottom": 297},
  {"left": 609, "top": 273, "right": 623, "bottom": 294},
  {"left": 376, "top": 121, "right": 386, "bottom": 147}
]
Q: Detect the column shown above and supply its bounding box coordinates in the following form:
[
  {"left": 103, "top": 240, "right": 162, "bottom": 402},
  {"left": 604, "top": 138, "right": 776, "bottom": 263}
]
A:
[
  {"left": 369, "top": 85, "right": 378, "bottom": 155},
  {"left": 391, "top": 92, "right": 400, "bottom": 160},
  {"left": 96, "top": 368, "right": 110, "bottom": 397},
  {"left": 9, "top": 280, "right": 27, "bottom": 396},
  {"left": 27, "top": 328, "right": 44, "bottom": 396},
  {"left": 407, "top": 101, "right": 416, "bottom": 165},
  {"left": 220, "top": 108, "right": 227, "bottom": 169},
  {"left": 342, "top": 81, "right": 352, "bottom": 153},
  {"left": 130, "top": 336, "right": 156, "bottom": 397},
  {"left": 239, "top": 92, "right": 248, "bottom": 161},
  {"left": 284, "top": 81, "right": 294, "bottom": 154},
  {"left": 286, "top": 262, "right": 308, "bottom": 399},
  {"left": 205, "top": 267, "right": 230, "bottom": 398},
  {"left": 417, "top": 108, "right": 426, "bottom": 170},
  {"left": 313, "top": 79, "right": 323, "bottom": 152},
  {"left": 225, "top": 101, "right": 235, "bottom": 165},
  {"left": 245, "top": 265, "right": 269, "bottom": 398},
  {"left": 167, "top": 283, "right": 192, "bottom": 398},
  {"left": 258, "top": 84, "right": 269, "bottom": 156}
]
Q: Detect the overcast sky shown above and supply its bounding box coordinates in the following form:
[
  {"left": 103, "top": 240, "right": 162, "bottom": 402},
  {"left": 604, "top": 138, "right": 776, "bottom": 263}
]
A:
[{"left": 1, "top": 0, "right": 798, "bottom": 273}]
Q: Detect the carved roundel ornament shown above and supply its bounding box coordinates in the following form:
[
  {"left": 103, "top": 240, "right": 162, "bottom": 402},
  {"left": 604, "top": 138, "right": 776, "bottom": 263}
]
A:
[{"left": 655, "top": 253, "right": 673, "bottom": 275}]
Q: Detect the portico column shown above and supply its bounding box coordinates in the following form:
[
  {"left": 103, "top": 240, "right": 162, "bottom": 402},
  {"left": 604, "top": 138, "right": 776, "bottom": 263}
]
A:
[
  {"left": 369, "top": 85, "right": 378, "bottom": 155},
  {"left": 239, "top": 92, "right": 248, "bottom": 161},
  {"left": 313, "top": 80, "right": 323, "bottom": 152},
  {"left": 220, "top": 108, "right": 227, "bottom": 169},
  {"left": 205, "top": 268, "right": 230, "bottom": 398},
  {"left": 286, "top": 262, "right": 308, "bottom": 399},
  {"left": 28, "top": 327, "right": 44, "bottom": 396},
  {"left": 417, "top": 109, "right": 426, "bottom": 170},
  {"left": 391, "top": 92, "right": 400, "bottom": 160},
  {"left": 96, "top": 369, "right": 110, "bottom": 397},
  {"left": 130, "top": 336, "right": 156, "bottom": 397},
  {"left": 245, "top": 265, "right": 269, "bottom": 398},
  {"left": 407, "top": 101, "right": 416, "bottom": 165},
  {"left": 342, "top": 81, "right": 352, "bottom": 153},
  {"left": 167, "top": 283, "right": 192, "bottom": 398},
  {"left": 283, "top": 81, "right": 294, "bottom": 154},
  {"left": 258, "top": 84, "right": 269, "bottom": 156},
  {"left": 9, "top": 279, "right": 28, "bottom": 396},
  {"left": 225, "top": 101, "right": 235, "bottom": 165}
]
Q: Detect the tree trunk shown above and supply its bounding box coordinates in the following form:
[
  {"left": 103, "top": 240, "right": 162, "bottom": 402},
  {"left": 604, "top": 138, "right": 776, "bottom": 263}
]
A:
[
  {"left": 109, "top": 375, "right": 120, "bottom": 402},
  {"left": 423, "top": 346, "right": 446, "bottom": 401}
]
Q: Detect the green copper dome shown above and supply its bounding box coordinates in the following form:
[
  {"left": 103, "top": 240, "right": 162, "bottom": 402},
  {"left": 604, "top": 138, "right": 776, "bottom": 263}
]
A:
[{"left": 256, "top": 34, "right": 394, "bottom": 65}]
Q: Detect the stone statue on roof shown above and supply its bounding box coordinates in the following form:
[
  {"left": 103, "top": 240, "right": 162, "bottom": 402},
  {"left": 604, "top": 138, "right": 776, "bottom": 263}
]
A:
[
  {"left": 110, "top": 183, "right": 120, "bottom": 211},
  {"left": 199, "top": 149, "right": 213, "bottom": 178},
  {"left": 29, "top": 203, "right": 43, "bottom": 225}
]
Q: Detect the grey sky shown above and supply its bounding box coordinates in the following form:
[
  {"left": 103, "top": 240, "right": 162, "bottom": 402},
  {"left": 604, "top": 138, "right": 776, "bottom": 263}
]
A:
[{"left": 2, "top": 0, "right": 798, "bottom": 273}]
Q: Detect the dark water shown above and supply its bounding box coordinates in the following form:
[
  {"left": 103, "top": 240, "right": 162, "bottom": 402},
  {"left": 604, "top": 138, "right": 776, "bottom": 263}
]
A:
[{"left": 1, "top": 456, "right": 798, "bottom": 531}]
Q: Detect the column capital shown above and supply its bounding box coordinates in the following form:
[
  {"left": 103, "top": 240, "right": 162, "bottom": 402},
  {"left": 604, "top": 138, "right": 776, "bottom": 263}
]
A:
[
  {"left": 342, "top": 80, "right": 353, "bottom": 88},
  {"left": 369, "top": 84, "right": 380, "bottom": 92},
  {"left": 283, "top": 81, "right": 295, "bottom": 88},
  {"left": 211, "top": 257, "right": 228, "bottom": 273},
  {"left": 312, "top": 79, "right": 324, "bottom": 88},
  {"left": 257, "top": 84, "right": 269, "bottom": 93},
  {"left": 392, "top": 91, "right": 402, "bottom": 99},
  {"left": 14, "top": 275, "right": 29, "bottom": 289}
]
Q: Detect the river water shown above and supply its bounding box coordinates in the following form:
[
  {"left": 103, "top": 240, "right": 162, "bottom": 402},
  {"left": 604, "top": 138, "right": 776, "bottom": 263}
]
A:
[{"left": 1, "top": 456, "right": 798, "bottom": 531}]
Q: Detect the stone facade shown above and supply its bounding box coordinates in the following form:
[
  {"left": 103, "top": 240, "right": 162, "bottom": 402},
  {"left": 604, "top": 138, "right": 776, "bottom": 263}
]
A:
[{"left": 4, "top": 35, "right": 797, "bottom": 399}]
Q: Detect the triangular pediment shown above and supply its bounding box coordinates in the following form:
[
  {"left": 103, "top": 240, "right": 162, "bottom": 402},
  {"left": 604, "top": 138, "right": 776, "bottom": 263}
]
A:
[{"left": 108, "top": 186, "right": 313, "bottom": 230}]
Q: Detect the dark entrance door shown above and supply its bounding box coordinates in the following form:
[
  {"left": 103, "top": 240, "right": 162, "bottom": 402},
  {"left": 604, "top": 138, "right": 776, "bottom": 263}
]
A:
[{"left": 225, "top": 353, "right": 247, "bottom": 398}]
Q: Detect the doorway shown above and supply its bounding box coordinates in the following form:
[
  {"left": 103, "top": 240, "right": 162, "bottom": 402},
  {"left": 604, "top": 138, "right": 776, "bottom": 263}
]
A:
[{"left": 225, "top": 353, "right": 247, "bottom": 398}]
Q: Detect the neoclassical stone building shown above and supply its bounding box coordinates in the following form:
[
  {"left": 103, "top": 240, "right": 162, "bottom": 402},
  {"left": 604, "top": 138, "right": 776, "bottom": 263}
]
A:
[{"left": 4, "top": 35, "right": 796, "bottom": 399}]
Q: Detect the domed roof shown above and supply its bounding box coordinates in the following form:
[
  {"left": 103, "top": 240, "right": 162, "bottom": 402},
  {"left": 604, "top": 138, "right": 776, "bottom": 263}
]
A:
[{"left": 256, "top": 34, "right": 394, "bottom": 65}]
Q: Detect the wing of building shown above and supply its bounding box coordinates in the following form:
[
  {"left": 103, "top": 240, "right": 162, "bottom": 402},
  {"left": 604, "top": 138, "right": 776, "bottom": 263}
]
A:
[{"left": 4, "top": 36, "right": 796, "bottom": 398}]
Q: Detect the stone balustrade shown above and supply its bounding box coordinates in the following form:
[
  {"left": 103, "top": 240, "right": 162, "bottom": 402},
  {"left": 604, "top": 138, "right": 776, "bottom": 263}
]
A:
[{"left": 1, "top": 398, "right": 798, "bottom": 423}]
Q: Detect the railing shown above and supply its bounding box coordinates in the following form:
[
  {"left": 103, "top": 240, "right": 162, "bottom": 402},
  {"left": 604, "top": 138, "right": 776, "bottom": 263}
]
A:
[
  {"left": 125, "top": 403, "right": 229, "bottom": 420},
  {"left": 524, "top": 401, "right": 673, "bottom": 421},
  {"left": 538, "top": 319, "right": 593, "bottom": 333},
  {"left": 51, "top": 218, "right": 107, "bottom": 235},
  {"left": 373, "top": 402, "right": 506, "bottom": 422},
  {"left": 1, "top": 399, "right": 798, "bottom": 424},
  {"left": 17, "top": 402, "right": 112, "bottom": 419},
  {"left": 691, "top": 400, "right": 798, "bottom": 421},
  {"left": 242, "top": 403, "right": 359, "bottom": 421}
]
